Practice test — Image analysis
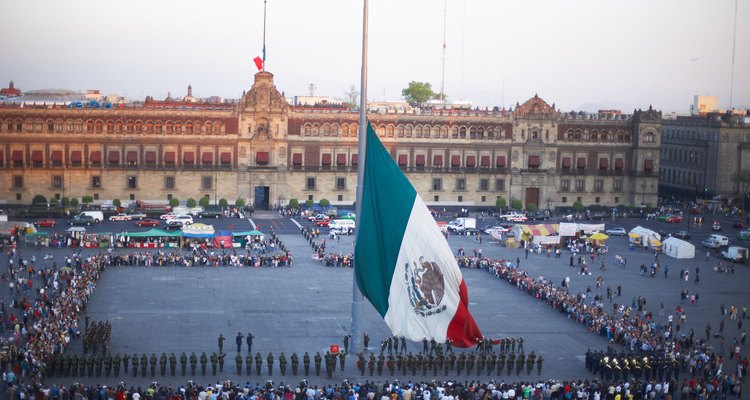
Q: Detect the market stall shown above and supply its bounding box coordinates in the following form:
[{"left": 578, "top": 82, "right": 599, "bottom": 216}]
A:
[
  {"left": 232, "top": 230, "right": 264, "bottom": 248},
  {"left": 663, "top": 237, "right": 695, "bottom": 259},
  {"left": 118, "top": 228, "right": 182, "bottom": 248},
  {"left": 82, "top": 232, "right": 115, "bottom": 248},
  {"left": 182, "top": 223, "right": 215, "bottom": 248},
  {"left": 628, "top": 226, "right": 661, "bottom": 249}
]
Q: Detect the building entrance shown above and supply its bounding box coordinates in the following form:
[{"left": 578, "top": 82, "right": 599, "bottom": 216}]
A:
[{"left": 254, "top": 186, "right": 270, "bottom": 210}]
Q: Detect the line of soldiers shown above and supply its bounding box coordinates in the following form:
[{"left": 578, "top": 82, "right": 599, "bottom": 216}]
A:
[
  {"left": 355, "top": 349, "right": 543, "bottom": 377},
  {"left": 353, "top": 335, "right": 526, "bottom": 357},
  {"left": 586, "top": 350, "right": 681, "bottom": 382},
  {"left": 82, "top": 321, "right": 111, "bottom": 355}
]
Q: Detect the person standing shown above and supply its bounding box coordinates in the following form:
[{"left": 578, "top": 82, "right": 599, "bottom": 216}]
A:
[
  {"left": 363, "top": 331, "right": 369, "bottom": 349},
  {"left": 218, "top": 334, "right": 225, "bottom": 353},
  {"left": 246, "top": 332, "right": 254, "bottom": 354},
  {"left": 236, "top": 332, "right": 244, "bottom": 353}
]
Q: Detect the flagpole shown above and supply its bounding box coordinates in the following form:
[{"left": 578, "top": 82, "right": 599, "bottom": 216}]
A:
[
  {"left": 262, "top": 0, "right": 267, "bottom": 71},
  {"left": 351, "top": 0, "right": 368, "bottom": 354}
]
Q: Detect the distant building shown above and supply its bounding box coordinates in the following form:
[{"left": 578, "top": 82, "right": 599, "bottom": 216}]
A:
[
  {"left": 692, "top": 95, "right": 718, "bottom": 115},
  {"left": 0, "top": 81, "right": 21, "bottom": 98}
]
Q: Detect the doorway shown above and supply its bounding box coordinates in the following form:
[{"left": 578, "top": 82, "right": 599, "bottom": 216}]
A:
[
  {"left": 525, "top": 187, "right": 540, "bottom": 209},
  {"left": 254, "top": 186, "right": 270, "bottom": 210}
]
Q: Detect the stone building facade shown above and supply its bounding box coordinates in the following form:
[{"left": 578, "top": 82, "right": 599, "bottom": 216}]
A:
[
  {"left": 0, "top": 71, "right": 661, "bottom": 210},
  {"left": 660, "top": 112, "right": 750, "bottom": 201}
]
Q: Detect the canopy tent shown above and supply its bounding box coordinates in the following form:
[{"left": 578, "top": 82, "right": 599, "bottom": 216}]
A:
[
  {"left": 512, "top": 224, "right": 560, "bottom": 244},
  {"left": 231, "top": 230, "right": 264, "bottom": 237},
  {"left": 589, "top": 232, "right": 609, "bottom": 240},
  {"left": 662, "top": 237, "right": 695, "bottom": 259},
  {"left": 629, "top": 226, "right": 661, "bottom": 243},
  {"left": 214, "top": 231, "right": 233, "bottom": 249},
  {"left": 118, "top": 229, "right": 182, "bottom": 238},
  {"left": 182, "top": 223, "right": 215, "bottom": 238}
]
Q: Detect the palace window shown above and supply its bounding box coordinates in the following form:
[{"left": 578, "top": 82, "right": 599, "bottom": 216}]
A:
[
  {"left": 165, "top": 176, "right": 175, "bottom": 189},
  {"left": 432, "top": 178, "right": 442, "bottom": 191},
  {"left": 495, "top": 179, "right": 505, "bottom": 191},
  {"left": 306, "top": 177, "right": 316, "bottom": 190}
]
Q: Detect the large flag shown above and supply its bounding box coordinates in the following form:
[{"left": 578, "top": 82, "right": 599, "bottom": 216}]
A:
[
  {"left": 355, "top": 122, "right": 482, "bottom": 347},
  {"left": 253, "top": 56, "right": 263, "bottom": 71}
]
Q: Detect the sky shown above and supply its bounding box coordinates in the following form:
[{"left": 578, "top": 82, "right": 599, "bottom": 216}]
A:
[{"left": 1, "top": 0, "right": 748, "bottom": 113}]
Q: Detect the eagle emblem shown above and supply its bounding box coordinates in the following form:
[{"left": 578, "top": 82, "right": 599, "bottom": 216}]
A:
[{"left": 404, "top": 257, "right": 448, "bottom": 317}]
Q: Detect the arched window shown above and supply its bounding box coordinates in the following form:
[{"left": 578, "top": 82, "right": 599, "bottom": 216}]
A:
[
  {"left": 174, "top": 122, "right": 182, "bottom": 133},
  {"left": 135, "top": 121, "right": 143, "bottom": 133},
  {"left": 312, "top": 124, "right": 320, "bottom": 136},
  {"left": 165, "top": 122, "right": 173, "bottom": 134},
  {"left": 154, "top": 122, "right": 162, "bottom": 133},
  {"left": 115, "top": 121, "right": 123, "bottom": 133},
  {"left": 423, "top": 125, "right": 431, "bottom": 139},
  {"left": 590, "top": 130, "right": 598, "bottom": 141},
  {"left": 574, "top": 129, "right": 581, "bottom": 140},
  {"left": 377, "top": 125, "right": 385, "bottom": 136},
  {"left": 415, "top": 126, "right": 422, "bottom": 138},
  {"left": 432, "top": 126, "right": 440, "bottom": 138},
  {"left": 644, "top": 132, "right": 654, "bottom": 143},
  {"left": 566, "top": 129, "right": 573, "bottom": 140},
  {"left": 55, "top": 120, "right": 63, "bottom": 132},
  {"left": 304, "top": 123, "right": 312, "bottom": 136},
  {"left": 35, "top": 119, "right": 43, "bottom": 132},
  {"left": 397, "top": 126, "right": 404, "bottom": 137},
  {"left": 322, "top": 124, "right": 330, "bottom": 136},
  {"left": 405, "top": 125, "right": 413, "bottom": 137},
  {"left": 214, "top": 122, "right": 223, "bottom": 134},
  {"left": 185, "top": 122, "right": 193, "bottom": 134},
  {"left": 386, "top": 125, "right": 394, "bottom": 137},
  {"left": 331, "top": 124, "right": 339, "bottom": 136},
  {"left": 341, "top": 124, "right": 349, "bottom": 136},
  {"left": 95, "top": 121, "right": 103, "bottom": 133},
  {"left": 459, "top": 127, "right": 467, "bottom": 138},
  {"left": 86, "top": 121, "right": 94, "bottom": 132},
  {"left": 469, "top": 127, "right": 477, "bottom": 139},
  {"left": 478, "top": 127, "right": 485, "bottom": 139},
  {"left": 105, "top": 121, "right": 114, "bottom": 133}
]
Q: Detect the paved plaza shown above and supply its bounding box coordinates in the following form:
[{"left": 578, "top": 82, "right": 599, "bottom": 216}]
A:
[{"left": 4, "top": 211, "right": 750, "bottom": 387}]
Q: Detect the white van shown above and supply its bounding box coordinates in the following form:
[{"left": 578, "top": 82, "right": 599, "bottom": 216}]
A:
[
  {"left": 709, "top": 234, "right": 729, "bottom": 247},
  {"left": 78, "top": 211, "right": 104, "bottom": 223},
  {"left": 329, "top": 219, "right": 356, "bottom": 234}
]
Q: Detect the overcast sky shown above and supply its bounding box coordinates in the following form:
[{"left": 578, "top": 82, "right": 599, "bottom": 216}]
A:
[{"left": 1, "top": 0, "right": 747, "bottom": 113}]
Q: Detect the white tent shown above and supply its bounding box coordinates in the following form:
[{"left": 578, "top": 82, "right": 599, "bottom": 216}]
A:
[
  {"left": 629, "top": 226, "right": 661, "bottom": 242},
  {"left": 663, "top": 237, "right": 695, "bottom": 259}
]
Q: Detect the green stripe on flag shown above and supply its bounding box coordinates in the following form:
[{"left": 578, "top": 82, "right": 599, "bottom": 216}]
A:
[{"left": 355, "top": 122, "right": 416, "bottom": 317}]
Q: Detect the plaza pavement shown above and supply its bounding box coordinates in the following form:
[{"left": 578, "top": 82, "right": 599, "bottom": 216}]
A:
[{"left": 6, "top": 211, "right": 749, "bottom": 388}]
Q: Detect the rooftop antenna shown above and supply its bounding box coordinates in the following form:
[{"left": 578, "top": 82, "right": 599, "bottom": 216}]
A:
[
  {"left": 729, "top": 0, "right": 738, "bottom": 110},
  {"left": 262, "top": 0, "right": 268, "bottom": 71},
  {"left": 440, "top": 0, "right": 447, "bottom": 102}
]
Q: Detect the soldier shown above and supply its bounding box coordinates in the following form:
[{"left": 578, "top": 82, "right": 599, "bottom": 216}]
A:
[
  {"left": 291, "top": 352, "right": 299, "bottom": 375},
  {"left": 180, "top": 352, "right": 187, "bottom": 376},
  {"left": 210, "top": 352, "right": 218, "bottom": 376},
  {"left": 343, "top": 334, "right": 351, "bottom": 353},
  {"left": 466, "top": 352, "right": 475, "bottom": 375},
  {"left": 279, "top": 352, "right": 287, "bottom": 376},
  {"left": 159, "top": 353, "right": 167, "bottom": 376},
  {"left": 246, "top": 332, "right": 254, "bottom": 354},
  {"left": 314, "top": 352, "right": 322, "bottom": 376},
  {"left": 477, "top": 352, "right": 486, "bottom": 375},
  {"left": 255, "top": 352, "right": 263, "bottom": 375},
  {"left": 430, "top": 338, "right": 437, "bottom": 354},
  {"left": 516, "top": 352, "right": 524, "bottom": 375},
  {"left": 487, "top": 353, "right": 496, "bottom": 376},
  {"left": 236, "top": 332, "right": 244, "bottom": 353},
  {"left": 447, "top": 352, "right": 456, "bottom": 375},
  {"left": 381, "top": 339, "right": 388, "bottom": 353},
  {"left": 190, "top": 352, "right": 197, "bottom": 376},
  {"left": 199, "top": 352, "right": 207, "bottom": 376},
  {"left": 456, "top": 353, "right": 465, "bottom": 375},
  {"left": 87, "top": 354, "right": 95, "bottom": 377},
  {"left": 235, "top": 353, "right": 243, "bottom": 375},
  {"left": 131, "top": 354, "right": 139, "bottom": 377},
  {"left": 150, "top": 353, "right": 157, "bottom": 377},
  {"left": 71, "top": 354, "right": 79, "bottom": 377},
  {"left": 387, "top": 353, "right": 396, "bottom": 375},
  {"left": 436, "top": 352, "right": 444, "bottom": 375},
  {"left": 357, "top": 353, "right": 366, "bottom": 376},
  {"left": 423, "top": 338, "right": 429, "bottom": 353},
  {"left": 338, "top": 351, "right": 346, "bottom": 371},
  {"left": 218, "top": 352, "right": 225, "bottom": 372},
  {"left": 445, "top": 338, "right": 453, "bottom": 353},
  {"left": 422, "top": 353, "right": 430, "bottom": 376},
  {"left": 169, "top": 353, "right": 177, "bottom": 376},
  {"left": 140, "top": 354, "right": 147, "bottom": 377},
  {"left": 413, "top": 353, "right": 422, "bottom": 375},
  {"left": 518, "top": 336, "right": 524, "bottom": 353},
  {"left": 303, "top": 352, "right": 311, "bottom": 375},
  {"left": 104, "top": 353, "right": 112, "bottom": 377},
  {"left": 387, "top": 336, "right": 393, "bottom": 354},
  {"left": 368, "top": 353, "right": 376, "bottom": 376},
  {"left": 377, "top": 353, "right": 385, "bottom": 375},
  {"left": 267, "top": 352, "right": 274, "bottom": 375},
  {"left": 218, "top": 333, "right": 225, "bottom": 353},
  {"left": 527, "top": 351, "right": 536, "bottom": 375},
  {"left": 122, "top": 353, "right": 130, "bottom": 374},
  {"left": 405, "top": 353, "right": 413, "bottom": 375},
  {"left": 497, "top": 353, "right": 506, "bottom": 375},
  {"left": 507, "top": 353, "right": 515, "bottom": 375},
  {"left": 400, "top": 336, "right": 407, "bottom": 354},
  {"left": 363, "top": 331, "right": 369, "bottom": 349},
  {"left": 537, "top": 356, "right": 543, "bottom": 375},
  {"left": 511, "top": 337, "right": 516, "bottom": 354},
  {"left": 63, "top": 355, "right": 71, "bottom": 377},
  {"left": 95, "top": 354, "right": 103, "bottom": 377},
  {"left": 245, "top": 352, "right": 252, "bottom": 376}
]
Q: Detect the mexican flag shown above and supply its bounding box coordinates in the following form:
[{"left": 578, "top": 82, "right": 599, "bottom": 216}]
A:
[{"left": 355, "top": 122, "right": 482, "bottom": 347}]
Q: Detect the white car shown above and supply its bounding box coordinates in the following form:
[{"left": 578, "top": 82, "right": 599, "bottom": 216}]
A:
[
  {"left": 167, "top": 214, "right": 193, "bottom": 226},
  {"left": 701, "top": 239, "right": 721, "bottom": 249},
  {"left": 499, "top": 212, "right": 527, "bottom": 222},
  {"left": 160, "top": 212, "right": 179, "bottom": 220},
  {"left": 109, "top": 213, "right": 132, "bottom": 222},
  {"left": 605, "top": 227, "right": 627, "bottom": 236}
]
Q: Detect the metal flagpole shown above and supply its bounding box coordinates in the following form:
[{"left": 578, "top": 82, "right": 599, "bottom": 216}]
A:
[
  {"left": 351, "top": 0, "right": 368, "bottom": 354},
  {"left": 262, "top": 0, "right": 267, "bottom": 71}
]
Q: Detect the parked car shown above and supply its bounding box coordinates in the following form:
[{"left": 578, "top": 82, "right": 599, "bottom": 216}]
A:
[
  {"left": 737, "top": 230, "right": 750, "bottom": 241},
  {"left": 657, "top": 214, "right": 673, "bottom": 222},
  {"left": 164, "top": 221, "right": 183, "bottom": 230},
  {"left": 34, "top": 219, "right": 57, "bottom": 228},
  {"left": 733, "top": 220, "right": 746, "bottom": 229},
  {"left": 605, "top": 227, "right": 627, "bottom": 236},
  {"left": 197, "top": 208, "right": 223, "bottom": 219},
  {"left": 712, "top": 222, "right": 722, "bottom": 231},
  {"left": 701, "top": 239, "right": 721, "bottom": 249},
  {"left": 482, "top": 224, "right": 508, "bottom": 234},
  {"left": 135, "top": 218, "right": 160, "bottom": 227},
  {"left": 673, "top": 230, "right": 691, "bottom": 240},
  {"left": 69, "top": 215, "right": 96, "bottom": 226},
  {"left": 665, "top": 215, "right": 683, "bottom": 223},
  {"left": 160, "top": 212, "right": 179, "bottom": 220},
  {"left": 499, "top": 212, "right": 527, "bottom": 222},
  {"left": 109, "top": 213, "right": 132, "bottom": 222},
  {"left": 308, "top": 213, "right": 330, "bottom": 222},
  {"left": 693, "top": 216, "right": 705, "bottom": 223},
  {"left": 341, "top": 213, "right": 357, "bottom": 220},
  {"left": 315, "top": 219, "right": 330, "bottom": 227},
  {"left": 528, "top": 211, "right": 549, "bottom": 221},
  {"left": 125, "top": 211, "right": 147, "bottom": 220},
  {"left": 167, "top": 214, "right": 193, "bottom": 226}
]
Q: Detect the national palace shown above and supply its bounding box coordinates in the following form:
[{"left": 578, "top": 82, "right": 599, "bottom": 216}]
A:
[{"left": 0, "top": 71, "right": 663, "bottom": 210}]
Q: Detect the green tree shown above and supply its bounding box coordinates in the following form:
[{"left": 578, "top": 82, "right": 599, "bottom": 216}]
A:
[
  {"left": 288, "top": 198, "right": 299, "bottom": 208},
  {"left": 510, "top": 198, "right": 523, "bottom": 210},
  {"left": 495, "top": 196, "right": 507, "bottom": 210},
  {"left": 61, "top": 197, "right": 70, "bottom": 207},
  {"left": 70, "top": 198, "right": 79, "bottom": 207},
  {"left": 305, "top": 199, "right": 314, "bottom": 208},
  {"left": 169, "top": 198, "right": 180, "bottom": 208},
  {"left": 32, "top": 195, "right": 47, "bottom": 205},
  {"left": 112, "top": 198, "right": 121, "bottom": 208},
  {"left": 49, "top": 197, "right": 59, "bottom": 206},
  {"left": 319, "top": 198, "right": 330, "bottom": 208},
  {"left": 81, "top": 195, "right": 94, "bottom": 205},
  {"left": 732, "top": 169, "right": 750, "bottom": 214},
  {"left": 218, "top": 198, "right": 228, "bottom": 208},
  {"left": 401, "top": 81, "right": 437, "bottom": 106},
  {"left": 526, "top": 202, "right": 538, "bottom": 212},
  {"left": 572, "top": 200, "right": 584, "bottom": 212},
  {"left": 235, "top": 198, "right": 246, "bottom": 208},
  {"left": 199, "top": 196, "right": 210, "bottom": 208},
  {"left": 186, "top": 198, "right": 197, "bottom": 208}
]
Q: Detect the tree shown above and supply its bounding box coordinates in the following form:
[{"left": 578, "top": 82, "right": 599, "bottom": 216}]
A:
[
  {"left": 401, "top": 81, "right": 436, "bottom": 106},
  {"left": 305, "top": 199, "right": 314, "bottom": 208},
  {"left": 495, "top": 196, "right": 507, "bottom": 210},
  {"left": 344, "top": 85, "right": 359, "bottom": 108},
  {"left": 527, "top": 202, "right": 538, "bottom": 212},
  {"left": 319, "top": 198, "right": 330, "bottom": 208},
  {"left": 199, "top": 196, "right": 210, "bottom": 208},
  {"left": 112, "top": 198, "right": 121, "bottom": 208},
  {"left": 186, "top": 198, "right": 197, "bottom": 208},
  {"left": 510, "top": 198, "right": 522, "bottom": 210},
  {"left": 32, "top": 195, "right": 47, "bottom": 205},
  {"left": 61, "top": 197, "right": 70, "bottom": 207},
  {"left": 732, "top": 169, "right": 750, "bottom": 214},
  {"left": 218, "top": 198, "right": 228, "bottom": 208},
  {"left": 81, "top": 195, "right": 93, "bottom": 205},
  {"left": 235, "top": 198, "right": 246, "bottom": 208},
  {"left": 70, "top": 198, "right": 79, "bottom": 207},
  {"left": 572, "top": 201, "right": 584, "bottom": 212},
  {"left": 169, "top": 198, "right": 180, "bottom": 208},
  {"left": 288, "top": 198, "right": 299, "bottom": 208},
  {"left": 49, "top": 197, "right": 59, "bottom": 206}
]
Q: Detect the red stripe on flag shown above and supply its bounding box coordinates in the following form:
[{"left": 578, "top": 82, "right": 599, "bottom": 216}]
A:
[
  {"left": 253, "top": 56, "right": 263, "bottom": 71},
  {"left": 446, "top": 278, "right": 482, "bottom": 347}
]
